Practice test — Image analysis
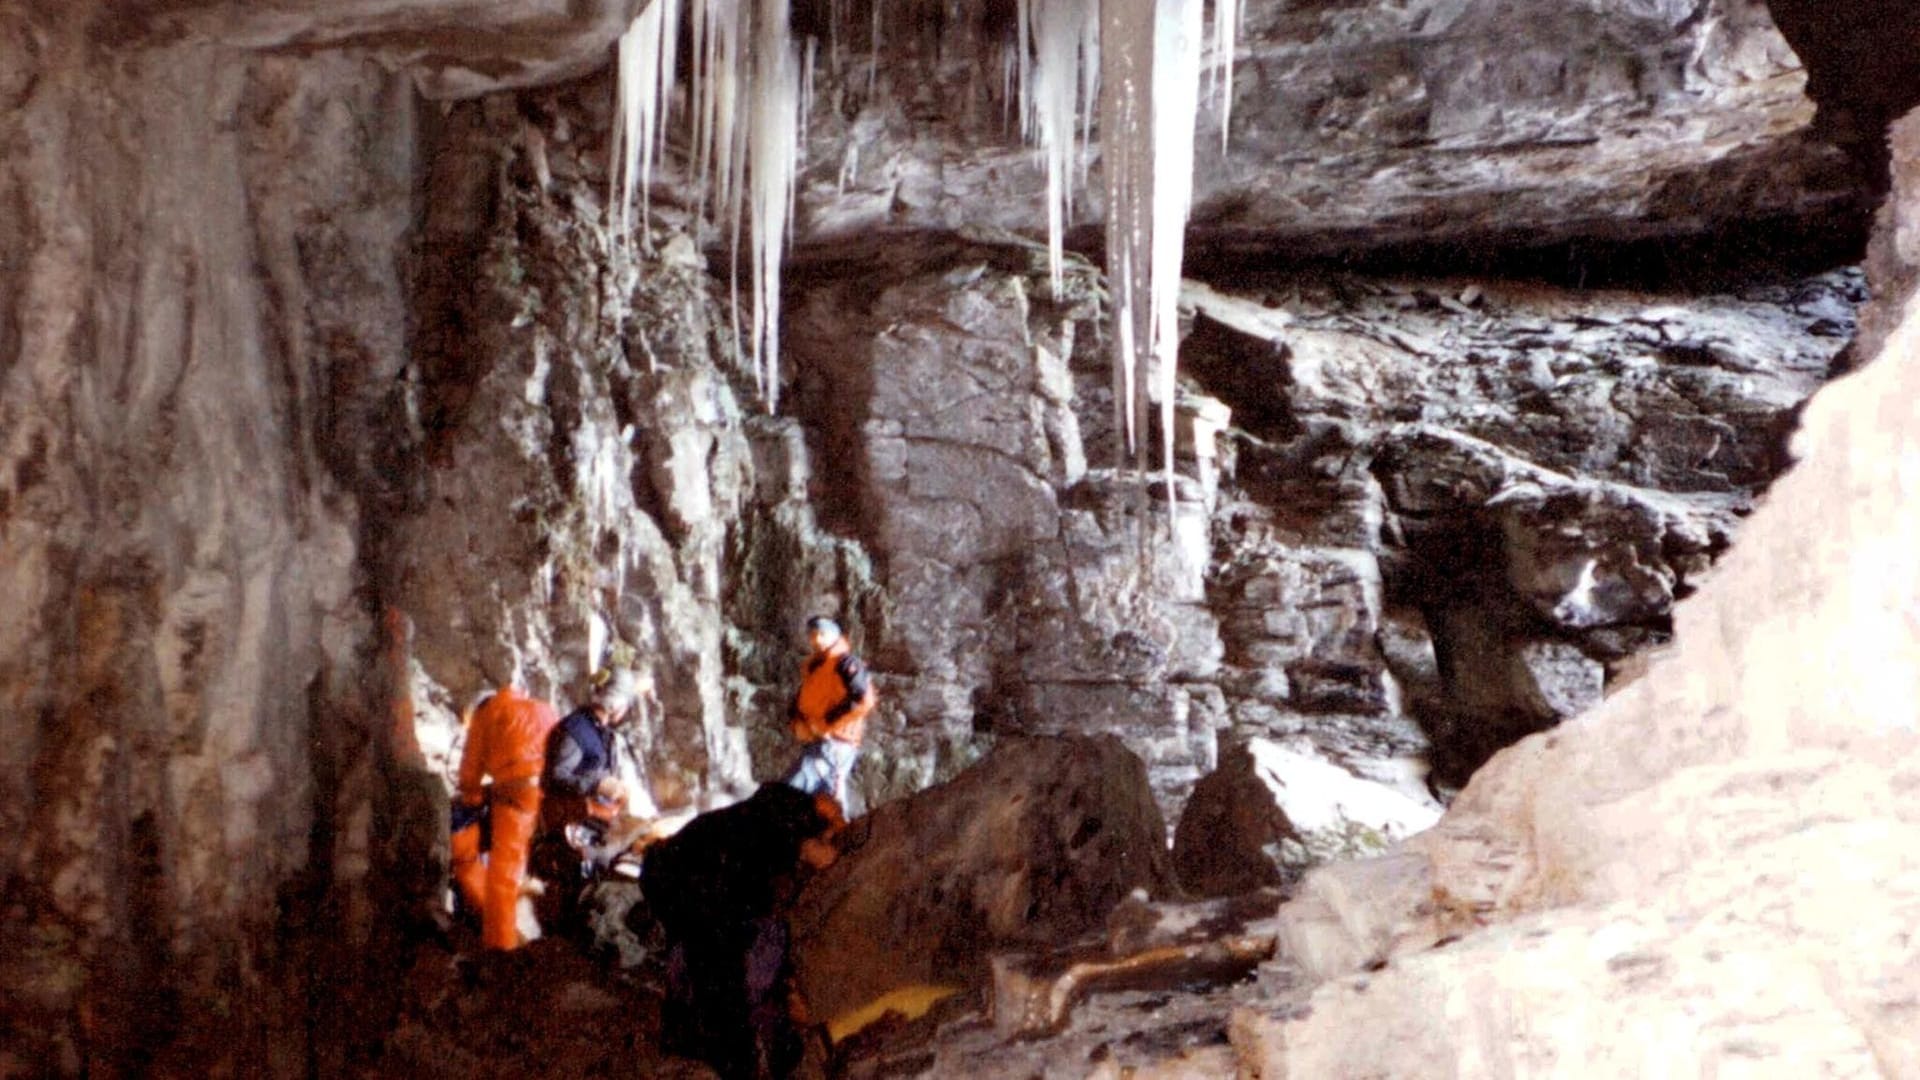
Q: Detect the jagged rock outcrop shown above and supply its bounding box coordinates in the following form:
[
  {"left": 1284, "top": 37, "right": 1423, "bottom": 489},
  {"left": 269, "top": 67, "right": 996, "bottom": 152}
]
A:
[
  {"left": 395, "top": 88, "right": 764, "bottom": 807},
  {"left": 1232, "top": 261, "right": 1920, "bottom": 1067},
  {"left": 877, "top": 96, "right": 1920, "bottom": 1080},
  {"left": 1183, "top": 268, "right": 1855, "bottom": 789},
  {"left": 784, "top": 242, "right": 1094, "bottom": 804},
  {"left": 776, "top": 242, "right": 1854, "bottom": 823}
]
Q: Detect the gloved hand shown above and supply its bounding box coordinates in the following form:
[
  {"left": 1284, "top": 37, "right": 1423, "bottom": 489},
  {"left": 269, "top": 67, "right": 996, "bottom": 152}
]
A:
[{"left": 594, "top": 776, "right": 628, "bottom": 806}]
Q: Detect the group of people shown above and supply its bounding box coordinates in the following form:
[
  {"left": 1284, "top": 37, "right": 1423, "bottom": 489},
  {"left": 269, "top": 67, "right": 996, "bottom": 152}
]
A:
[{"left": 449, "top": 615, "right": 877, "bottom": 951}]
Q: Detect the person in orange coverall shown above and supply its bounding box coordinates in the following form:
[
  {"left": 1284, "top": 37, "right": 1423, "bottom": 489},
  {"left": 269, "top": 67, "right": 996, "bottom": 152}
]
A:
[
  {"left": 451, "top": 684, "right": 560, "bottom": 950},
  {"left": 782, "top": 615, "right": 876, "bottom": 811}
]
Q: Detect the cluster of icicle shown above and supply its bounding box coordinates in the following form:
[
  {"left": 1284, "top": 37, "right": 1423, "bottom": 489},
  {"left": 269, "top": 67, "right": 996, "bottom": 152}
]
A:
[
  {"left": 608, "top": 0, "right": 1240, "bottom": 494},
  {"left": 609, "top": 0, "right": 807, "bottom": 411}
]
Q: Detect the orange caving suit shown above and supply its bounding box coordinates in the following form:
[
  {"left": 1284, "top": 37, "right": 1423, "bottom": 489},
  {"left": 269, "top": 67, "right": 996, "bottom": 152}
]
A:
[
  {"left": 791, "top": 638, "right": 875, "bottom": 747},
  {"left": 452, "top": 685, "right": 560, "bottom": 950}
]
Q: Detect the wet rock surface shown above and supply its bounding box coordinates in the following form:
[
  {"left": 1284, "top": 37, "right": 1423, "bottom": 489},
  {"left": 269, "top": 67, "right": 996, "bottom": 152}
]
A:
[
  {"left": 396, "top": 88, "right": 766, "bottom": 809},
  {"left": 823, "top": 97, "right": 1920, "bottom": 1080},
  {"left": 1185, "top": 268, "right": 1857, "bottom": 787}
]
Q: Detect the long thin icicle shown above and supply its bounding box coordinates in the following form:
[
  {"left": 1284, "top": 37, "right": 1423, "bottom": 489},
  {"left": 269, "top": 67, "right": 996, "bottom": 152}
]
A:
[
  {"left": 1101, "top": 0, "right": 1152, "bottom": 471},
  {"left": 611, "top": 0, "right": 805, "bottom": 408},
  {"left": 1150, "top": 0, "right": 1203, "bottom": 506},
  {"left": 1101, "top": 0, "right": 1204, "bottom": 506},
  {"left": 610, "top": 0, "right": 1230, "bottom": 456},
  {"left": 1016, "top": 0, "right": 1035, "bottom": 137},
  {"left": 1209, "top": 0, "right": 1240, "bottom": 149},
  {"left": 749, "top": 0, "right": 802, "bottom": 410}
]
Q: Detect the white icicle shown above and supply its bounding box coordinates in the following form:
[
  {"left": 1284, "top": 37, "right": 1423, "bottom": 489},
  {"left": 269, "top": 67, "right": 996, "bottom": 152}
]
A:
[
  {"left": 749, "top": 0, "right": 802, "bottom": 411},
  {"left": 867, "top": 1, "right": 881, "bottom": 101},
  {"left": 1016, "top": 0, "right": 1035, "bottom": 138},
  {"left": 656, "top": 0, "right": 682, "bottom": 165},
  {"left": 1101, "top": 0, "right": 1205, "bottom": 503},
  {"left": 607, "top": 0, "right": 1231, "bottom": 455},
  {"left": 1151, "top": 0, "right": 1203, "bottom": 504},
  {"left": 1076, "top": 10, "right": 1101, "bottom": 168},
  {"left": 1021, "top": 0, "right": 1100, "bottom": 294},
  {"left": 829, "top": 0, "right": 842, "bottom": 75},
  {"left": 1101, "top": 0, "right": 1152, "bottom": 465},
  {"left": 609, "top": 0, "right": 680, "bottom": 239},
  {"left": 1209, "top": 0, "right": 1240, "bottom": 148},
  {"left": 1033, "top": 0, "right": 1081, "bottom": 290},
  {"left": 801, "top": 35, "right": 817, "bottom": 159}
]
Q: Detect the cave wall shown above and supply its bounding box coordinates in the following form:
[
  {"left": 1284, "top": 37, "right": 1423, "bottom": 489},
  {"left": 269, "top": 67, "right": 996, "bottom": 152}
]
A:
[
  {"left": 0, "top": 11, "right": 413, "bottom": 1069},
  {"left": 0, "top": 0, "right": 1896, "bottom": 1072},
  {"left": 392, "top": 87, "right": 767, "bottom": 808}
]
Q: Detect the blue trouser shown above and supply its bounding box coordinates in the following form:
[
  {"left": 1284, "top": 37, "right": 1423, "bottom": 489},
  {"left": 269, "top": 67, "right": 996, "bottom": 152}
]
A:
[{"left": 783, "top": 738, "right": 859, "bottom": 807}]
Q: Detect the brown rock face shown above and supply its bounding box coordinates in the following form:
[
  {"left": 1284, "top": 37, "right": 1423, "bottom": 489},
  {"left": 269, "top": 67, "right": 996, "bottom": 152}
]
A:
[
  {"left": 0, "top": 14, "right": 415, "bottom": 1070},
  {"left": 788, "top": 735, "right": 1175, "bottom": 1023},
  {"left": 1767, "top": 0, "right": 1920, "bottom": 140},
  {"left": 1173, "top": 739, "right": 1440, "bottom": 897},
  {"left": 1173, "top": 743, "right": 1298, "bottom": 898}
]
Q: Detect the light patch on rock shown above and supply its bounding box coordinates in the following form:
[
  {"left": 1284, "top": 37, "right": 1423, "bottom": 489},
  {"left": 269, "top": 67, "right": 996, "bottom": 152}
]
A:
[{"left": 1248, "top": 738, "right": 1443, "bottom": 867}]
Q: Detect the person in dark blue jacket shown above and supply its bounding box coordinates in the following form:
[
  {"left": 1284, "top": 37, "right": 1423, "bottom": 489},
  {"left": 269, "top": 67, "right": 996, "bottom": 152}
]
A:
[{"left": 541, "top": 668, "right": 649, "bottom": 837}]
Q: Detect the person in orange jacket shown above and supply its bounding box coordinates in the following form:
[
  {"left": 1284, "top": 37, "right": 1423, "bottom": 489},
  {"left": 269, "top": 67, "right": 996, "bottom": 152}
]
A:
[
  {"left": 782, "top": 615, "right": 876, "bottom": 811},
  {"left": 451, "top": 683, "right": 560, "bottom": 950}
]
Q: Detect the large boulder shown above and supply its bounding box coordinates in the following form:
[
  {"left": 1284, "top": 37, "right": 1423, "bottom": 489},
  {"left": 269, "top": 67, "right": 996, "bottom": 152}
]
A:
[{"left": 788, "top": 735, "right": 1176, "bottom": 1023}]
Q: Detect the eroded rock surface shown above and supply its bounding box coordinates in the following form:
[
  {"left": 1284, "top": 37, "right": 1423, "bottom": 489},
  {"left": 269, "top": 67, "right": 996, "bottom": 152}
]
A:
[
  {"left": 857, "top": 98, "right": 1920, "bottom": 1080},
  {"left": 1185, "top": 268, "right": 1857, "bottom": 787},
  {"left": 0, "top": 20, "right": 411, "bottom": 1071}
]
